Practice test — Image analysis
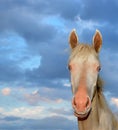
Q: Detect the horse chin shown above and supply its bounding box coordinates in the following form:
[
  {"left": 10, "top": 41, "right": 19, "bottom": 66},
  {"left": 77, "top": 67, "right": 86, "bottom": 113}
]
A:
[{"left": 74, "top": 107, "right": 91, "bottom": 119}]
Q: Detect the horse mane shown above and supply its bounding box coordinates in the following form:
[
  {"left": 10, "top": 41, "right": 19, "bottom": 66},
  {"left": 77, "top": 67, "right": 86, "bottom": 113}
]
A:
[
  {"left": 93, "top": 76, "right": 118, "bottom": 130},
  {"left": 96, "top": 75, "right": 104, "bottom": 94}
]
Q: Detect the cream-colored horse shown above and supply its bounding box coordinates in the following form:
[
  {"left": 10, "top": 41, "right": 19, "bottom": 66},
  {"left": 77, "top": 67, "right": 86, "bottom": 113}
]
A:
[{"left": 68, "top": 29, "right": 118, "bottom": 130}]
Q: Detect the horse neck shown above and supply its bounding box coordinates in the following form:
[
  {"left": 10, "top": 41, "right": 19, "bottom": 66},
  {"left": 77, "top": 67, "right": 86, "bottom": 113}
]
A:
[{"left": 77, "top": 87, "right": 118, "bottom": 130}]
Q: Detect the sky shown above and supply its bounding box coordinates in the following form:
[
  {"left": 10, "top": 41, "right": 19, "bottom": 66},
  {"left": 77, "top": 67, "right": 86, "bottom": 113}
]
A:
[{"left": 0, "top": 0, "right": 118, "bottom": 130}]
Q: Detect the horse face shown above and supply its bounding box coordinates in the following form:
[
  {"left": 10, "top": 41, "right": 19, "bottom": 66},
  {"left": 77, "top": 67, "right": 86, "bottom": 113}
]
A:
[
  {"left": 68, "top": 53, "right": 101, "bottom": 118},
  {"left": 68, "top": 29, "right": 102, "bottom": 118}
]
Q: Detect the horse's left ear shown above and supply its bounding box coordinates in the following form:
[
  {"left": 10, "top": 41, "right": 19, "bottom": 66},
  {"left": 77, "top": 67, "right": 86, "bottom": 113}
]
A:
[{"left": 92, "top": 30, "right": 102, "bottom": 53}]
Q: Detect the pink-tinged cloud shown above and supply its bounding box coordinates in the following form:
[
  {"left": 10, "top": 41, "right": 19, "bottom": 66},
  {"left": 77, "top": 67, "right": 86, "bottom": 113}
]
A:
[
  {"left": 1, "top": 87, "right": 11, "bottom": 96},
  {"left": 24, "top": 90, "right": 64, "bottom": 105},
  {"left": 111, "top": 97, "right": 118, "bottom": 107}
]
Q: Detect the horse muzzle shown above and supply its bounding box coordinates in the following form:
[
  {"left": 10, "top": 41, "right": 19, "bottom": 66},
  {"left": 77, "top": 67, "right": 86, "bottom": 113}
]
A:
[{"left": 72, "top": 96, "right": 92, "bottom": 119}]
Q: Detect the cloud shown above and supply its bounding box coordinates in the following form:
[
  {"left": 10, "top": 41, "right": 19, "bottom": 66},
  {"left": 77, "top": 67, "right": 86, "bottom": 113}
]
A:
[
  {"left": 34, "top": 116, "right": 77, "bottom": 130},
  {"left": 22, "top": 86, "right": 73, "bottom": 109},
  {"left": 104, "top": 91, "right": 118, "bottom": 112},
  {"left": 1, "top": 106, "right": 45, "bottom": 119},
  {"left": 64, "top": 83, "right": 71, "bottom": 87},
  {"left": 100, "top": 49, "right": 118, "bottom": 95},
  {"left": 111, "top": 98, "right": 118, "bottom": 108},
  {"left": 0, "top": 115, "right": 77, "bottom": 130},
  {"left": 1, "top": 88, "right": 11, "bottom": 96},
  {"left": 0, "top": 0, "right": 71, "bottom": 88},
  {"left": 0, "top": 87, "right": 74, "bottom": 121},
  {"left": 80, "top": 0, "right": 118, "bottom": 24},
  {"left": 24, "top": 89, "right": 65, "bottom": 106},
  {"left": 0, "top": 102, "right": 74, "bottom": 120}
]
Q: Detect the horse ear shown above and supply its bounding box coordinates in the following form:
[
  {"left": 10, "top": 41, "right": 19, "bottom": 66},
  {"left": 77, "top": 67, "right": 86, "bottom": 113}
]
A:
[
  {"left": 69, "top": 29, "right": 79, "bottom": 49},
  {"left": 92, "top": 30, "right": 102, "bottom": 53}
]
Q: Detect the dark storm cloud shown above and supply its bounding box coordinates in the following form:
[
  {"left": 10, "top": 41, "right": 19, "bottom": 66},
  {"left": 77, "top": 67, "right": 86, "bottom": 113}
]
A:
[
  {"left": 0, "top": 58, "right": 24, "bottom": 83},
  {"left": 0, "top": 7, "right": 56, "bottom": 43},
  {"left": 0, "top": 0, "right": 74, "bottom": 86},
  {"left": 23, "top": 30, "right": 71, "bottom": 88},
  {"left": 26, "top": 44, "right": 69, "bottom": 81},
  {"left": 80, "top": 0, "right": 118, "bottom": 23},
  {"left": 0, "top": 3, "right": 60, "bottom": 85}
]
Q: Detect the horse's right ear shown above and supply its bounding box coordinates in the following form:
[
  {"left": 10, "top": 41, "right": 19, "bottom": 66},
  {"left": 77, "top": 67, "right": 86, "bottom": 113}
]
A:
[
  {"left": 92, "top": 30, "right": 102, "bottom": 53},
  {"left": 69, "top": 29, "right": 78, "bottom": 49}
]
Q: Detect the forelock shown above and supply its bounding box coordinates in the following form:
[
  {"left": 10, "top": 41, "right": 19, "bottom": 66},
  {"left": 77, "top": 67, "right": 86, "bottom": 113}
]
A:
[{"left": 69, "top": 44, "right": 98, "bottom": 62}]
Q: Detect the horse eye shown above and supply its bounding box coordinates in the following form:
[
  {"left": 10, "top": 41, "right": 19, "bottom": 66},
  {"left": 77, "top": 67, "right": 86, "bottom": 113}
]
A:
[{"left": 97, "top": 66, "right": 101, "bottom": 72}]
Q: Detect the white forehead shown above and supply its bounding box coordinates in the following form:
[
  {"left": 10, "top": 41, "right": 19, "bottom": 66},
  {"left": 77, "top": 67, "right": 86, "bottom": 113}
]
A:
[{"left": 70, "top": 53, "right": 99, "bottom": 66}]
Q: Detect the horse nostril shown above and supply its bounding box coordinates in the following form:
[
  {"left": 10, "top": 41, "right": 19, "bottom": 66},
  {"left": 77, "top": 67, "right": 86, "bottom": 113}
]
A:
[
  {"left": 72, "top": 97, "right": 78, "bottom": 110},
  {"left": 86, "top": 96, "right": 91, "bottom": 109}
]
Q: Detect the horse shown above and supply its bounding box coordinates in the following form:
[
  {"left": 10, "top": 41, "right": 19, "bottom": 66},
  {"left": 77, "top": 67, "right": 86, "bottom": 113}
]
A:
[{"left": 68, "top": 29, "right": 118, "bottom": 130}]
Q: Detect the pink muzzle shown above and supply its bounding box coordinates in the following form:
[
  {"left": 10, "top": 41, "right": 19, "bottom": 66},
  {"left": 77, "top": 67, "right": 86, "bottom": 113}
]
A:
[{"left": 72, "top": 87, "right": 92, "bottom": 118}]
